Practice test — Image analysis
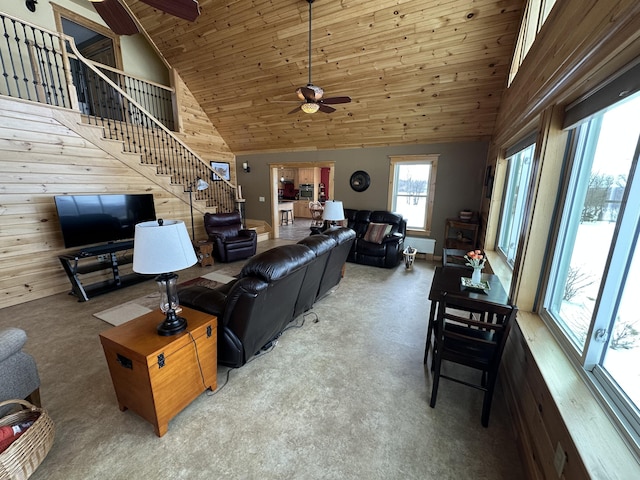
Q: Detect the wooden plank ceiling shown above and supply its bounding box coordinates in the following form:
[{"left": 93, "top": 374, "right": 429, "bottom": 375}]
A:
[{"left": 125, "top": 0, "right": 525, "bottom": 154}]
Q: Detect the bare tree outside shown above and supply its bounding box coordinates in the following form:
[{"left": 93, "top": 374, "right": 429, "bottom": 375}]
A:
[
  {"left": 582, "top": 172, "right": 614, "bottom": 222},
  {"left": 610, "top": 317, "right": 640, "bottom": 350},
  {"left": 563, "top": 265, "right": 595, "bottom": 301}
]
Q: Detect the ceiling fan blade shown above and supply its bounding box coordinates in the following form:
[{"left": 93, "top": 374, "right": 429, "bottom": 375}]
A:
[
  {"left": 318, "top": 104, "right": 336, "bottom": 114},
  {"left": 288, "top": 106, "right": 302, "bottom": 114},
  {"left": 300, "top": 86, "right": 317, "bottom": 102},
  {"left": 321, "top": 96, "right": 351, "bottom": 105},
  {"left": 139, "top": 0, "right": 201, "bottom": 22},
  {"left": 92, "top": 0, "right": 139, "bottom": 35}
]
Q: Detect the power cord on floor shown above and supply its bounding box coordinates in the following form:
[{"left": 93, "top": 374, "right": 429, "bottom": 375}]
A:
[
  {"left": 188, "top": 331, "right": 207, "bottom": 390},
  {"left": 203, "top": 309, "right": 321, "bottom": 397},
  {"left": 206, "top": 366, "right": 233, "bottom": 396}
]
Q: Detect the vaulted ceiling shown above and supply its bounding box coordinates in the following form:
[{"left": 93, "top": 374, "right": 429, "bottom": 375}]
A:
[{"left": 124, "top": 0, "right": 525, "bottom": 154}]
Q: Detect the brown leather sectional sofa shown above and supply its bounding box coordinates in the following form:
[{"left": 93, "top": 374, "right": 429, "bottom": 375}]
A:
[{"left": 178, "top": 227, "right": 356, "bottom": 367}]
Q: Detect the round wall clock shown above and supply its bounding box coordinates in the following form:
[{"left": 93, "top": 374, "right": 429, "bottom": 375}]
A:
[{"left": 350, "top": 170, "right": 371, "bottom": 192}]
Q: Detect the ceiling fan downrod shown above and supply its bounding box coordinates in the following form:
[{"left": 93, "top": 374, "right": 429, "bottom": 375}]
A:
[{"left": 307, "top": 0, "right": 313, "bottom": 87}]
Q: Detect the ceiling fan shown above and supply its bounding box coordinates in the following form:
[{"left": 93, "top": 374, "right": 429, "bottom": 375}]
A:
[
  {"left": 91, "top": 0, "right": 200, "bottom": 36},
  {"left": 288, "top": 0, "right": 351, "bottom": 114}
]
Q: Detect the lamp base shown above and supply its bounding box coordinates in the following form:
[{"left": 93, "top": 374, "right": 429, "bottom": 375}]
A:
[{"left": 157, "top": 308, "right": 188, "bottom": 336}]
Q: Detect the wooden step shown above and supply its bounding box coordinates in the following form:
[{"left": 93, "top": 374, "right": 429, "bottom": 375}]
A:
[{"left": 246, "top": 219, "right": 271, "bottom": 242}]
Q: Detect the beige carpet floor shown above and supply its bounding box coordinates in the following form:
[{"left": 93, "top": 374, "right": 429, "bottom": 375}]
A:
[
  {"left": 2, "top": 238, "right": 525, "bottom": 479},
  {"left": 92, "top": 271, "right": 237, "bottom": 326}
]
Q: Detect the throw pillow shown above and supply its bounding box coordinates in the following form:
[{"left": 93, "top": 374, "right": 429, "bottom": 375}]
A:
[{"left": 364, "top": 222, "right": 391, "bottom": 244}]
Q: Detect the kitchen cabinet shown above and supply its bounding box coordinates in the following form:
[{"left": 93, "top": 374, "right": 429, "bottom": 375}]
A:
[
  {"left": 279, "top": 168, "right": 295, "bottom": 182},
  {"left": 294, "top": 200, "right": 311, "bottom": 218},
  {"left": 298, "top": 168, "right": 316, "bottom": 184}
]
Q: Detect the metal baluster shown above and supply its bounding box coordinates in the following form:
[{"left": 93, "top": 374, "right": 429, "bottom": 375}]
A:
[{"left": 0, "top": 16, "right": 14, "bottom": 95}]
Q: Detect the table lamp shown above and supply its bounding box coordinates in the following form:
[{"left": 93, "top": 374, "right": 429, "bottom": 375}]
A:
[
  {"left": 188, "top": 177, "right": 209, "bottom": 242},
  {"left": 323, "top": 200, "right": 345, "bottom": 227},
  {"left": 133, "top": 219, "right": 197, "bottom": 336}
]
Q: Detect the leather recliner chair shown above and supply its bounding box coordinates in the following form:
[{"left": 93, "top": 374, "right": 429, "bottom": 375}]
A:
[
  {"left": 204, "top": 211, "right": 257, "bottom": 263},
  {"left": 344, "top": 209, "right": 406, "bottom": 268}
]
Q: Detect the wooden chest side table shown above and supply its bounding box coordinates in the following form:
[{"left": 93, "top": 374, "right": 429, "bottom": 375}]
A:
[
  {"left": 99, "top": 306, "right": 217, "bottom": 437},
  {"left": 194, "top": 240, "right": 214, "bottom": 267}
]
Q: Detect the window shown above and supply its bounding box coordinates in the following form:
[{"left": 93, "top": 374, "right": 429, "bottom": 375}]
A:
[
  {"left": 497, "top": 141, "right": 536, "bottom": 267},
  {"left": 388, "top": 155, "right": 438, "bottom": 234},
  {"left": 508, "top": 0, "right": 558, "bottom": 85},
  {"left": 543, "top": 91, "right": 640, "bottom": 443}
]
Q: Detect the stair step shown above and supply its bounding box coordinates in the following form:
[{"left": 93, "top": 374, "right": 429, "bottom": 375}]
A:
[{"left": 245, "top": 220, "right": 271, "bottom": 242}]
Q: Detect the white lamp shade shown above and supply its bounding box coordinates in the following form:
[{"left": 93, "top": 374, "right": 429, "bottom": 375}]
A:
[
  {"left": 196, "top": 178, "right": 209, "bottom": 191},
  {"left": 323, "top": 200, "right": 345, "bottom": 221},
  {"left": 133, "top": 220, "right": 197, "bottom": 274}
]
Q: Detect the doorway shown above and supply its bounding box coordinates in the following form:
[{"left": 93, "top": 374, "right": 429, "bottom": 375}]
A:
[
  {"left": 53, "top": 4, "right": 123, "bottom": 69},
  {"left": 269, "top": 162, "right": 335, "bottom": 240}
]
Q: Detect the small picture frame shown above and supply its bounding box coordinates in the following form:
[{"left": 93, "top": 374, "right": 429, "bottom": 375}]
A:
[{"left": 210, "top": 161, "right": 230, "bottom": 181}]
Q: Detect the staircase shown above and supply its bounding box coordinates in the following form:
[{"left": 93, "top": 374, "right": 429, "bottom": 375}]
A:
[{"left": 0, "top": 10, "right": 239, "bottom": 218}]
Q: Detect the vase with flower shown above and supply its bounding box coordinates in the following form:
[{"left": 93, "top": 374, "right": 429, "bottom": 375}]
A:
[{"left": 465, "top": 249, "right": 486, "bottom": 284}]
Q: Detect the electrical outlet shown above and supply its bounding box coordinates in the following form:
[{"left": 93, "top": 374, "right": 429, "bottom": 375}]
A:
[
  {"left": 553, "top": 441, "right": 566, "bottom": 477},
  {"left": 259, "top": 196, "right": 265, "bottom": 202}
]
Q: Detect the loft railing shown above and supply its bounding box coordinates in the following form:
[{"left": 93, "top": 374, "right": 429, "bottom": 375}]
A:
[
  {"left": 0, "top": 10, "right": 236, "bottom": 213},
  {"left": 0, "top": 12, "right": 72, "bottom": 108},
  {"left": 70, "top": 58, "right": 175, "bottom": 131}
]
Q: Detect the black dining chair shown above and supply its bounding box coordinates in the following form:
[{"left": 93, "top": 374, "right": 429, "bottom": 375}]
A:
[
  {"left": 429, "top": 292, "right": 517, "bottom": 427},
  {"left": 424, "top": 250, "right": 487, "bottom": 363}
]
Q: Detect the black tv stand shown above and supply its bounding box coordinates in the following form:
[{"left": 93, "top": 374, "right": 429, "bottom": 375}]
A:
[{"left": 59, "top": 241, "right": 152, "bottom": 302}]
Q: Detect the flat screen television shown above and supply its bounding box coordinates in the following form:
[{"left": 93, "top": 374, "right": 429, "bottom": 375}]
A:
[{"left": 54, "top": 194, "right": 156, "bottom": 249}]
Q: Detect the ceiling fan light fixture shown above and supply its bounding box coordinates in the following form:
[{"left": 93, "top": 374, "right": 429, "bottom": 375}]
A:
[
  {"left": 296, "top": 84, "right": 323, "bottom": 101},
  {"left": 301, "top": 102, "right": 320, "bottom": 114}
]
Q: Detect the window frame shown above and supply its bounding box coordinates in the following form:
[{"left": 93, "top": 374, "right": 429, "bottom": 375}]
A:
[
  {"left": 508, "top": 0, "right": 558, "bottom": 86},
  {"left": 496, "top": 140, "right": 537, "bottom": 268},
  {"left": 387, "top": 155, "right": 438, "bottom": 236},
  {"left": 539, "top": 93, "right": 640, "bottom": 451}
]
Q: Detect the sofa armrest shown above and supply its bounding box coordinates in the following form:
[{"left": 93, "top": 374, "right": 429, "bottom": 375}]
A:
[
  {"left": 381, "top": 232, "right": 404, "bottom": 244},
  {"left": 239, "top": 229, "right": 257, "bottom": 240},
  {"left": 0, "top": 328, "right": 28, "bottom": 363},
  {"left": 178, "top": 286, "right": 227, "bottom": 319}
]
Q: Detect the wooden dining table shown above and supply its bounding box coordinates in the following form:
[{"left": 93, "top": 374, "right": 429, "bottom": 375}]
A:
[{"left": 424, "top": 266, "right": 510, "bottom": 363}]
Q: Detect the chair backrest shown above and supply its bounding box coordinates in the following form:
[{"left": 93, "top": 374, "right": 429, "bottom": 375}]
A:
[
  {"left": 204, "top": 211, "right": 242, "bottom": 239},
  {"left": 309, "top": 202, "right": 324, "bottom": 224},
  {"left": 343, "top": 209, "right": 406, "bottom": 239},
  {"left": 436, "top": 293, "right": 517, "bottom": 369},
  {"left": 223, "top": 244, "right": 316, "bottom": 365},
  {"left": 318, "top": 227, "right": 356, "bottom": 299},
  {"left": 295, "top": 234, "right": 337, "bottom": 315}
]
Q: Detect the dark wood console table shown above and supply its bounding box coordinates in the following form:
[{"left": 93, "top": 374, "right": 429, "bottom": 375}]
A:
[{"left": 58, "top": 240, "right": 151, "bottom": 302}]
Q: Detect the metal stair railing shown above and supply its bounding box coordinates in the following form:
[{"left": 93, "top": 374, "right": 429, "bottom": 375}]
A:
[
  {"left": 65, "top": 40, "right": 237, "bottom": 213},
  {"left": 0, "top": 10, "right": 236, "bottom": 213},
  {"left": 72, "top": 58, "right": 176, "bottom": 132}
]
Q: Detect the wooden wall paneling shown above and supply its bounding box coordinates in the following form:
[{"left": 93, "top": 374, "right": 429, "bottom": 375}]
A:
[
  {"left": 502, "top": 322, "right": 587, "bottom": 479},
  {"left": 125, "top": 0, "right": 525, "bottom": 153},
  {"left": 493, "top": 0, "right": 640, "bottom": 147},
  {"left": 0, "top": 97, "right": 203, "bottom": 308},
  {"left": 502, "top": 311, "right": 640, "bottom": 479}
]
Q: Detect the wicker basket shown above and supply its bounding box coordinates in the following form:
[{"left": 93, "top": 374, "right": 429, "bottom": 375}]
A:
[{"left": 0, "top": 400, "right": 54, "bottom": 480}]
